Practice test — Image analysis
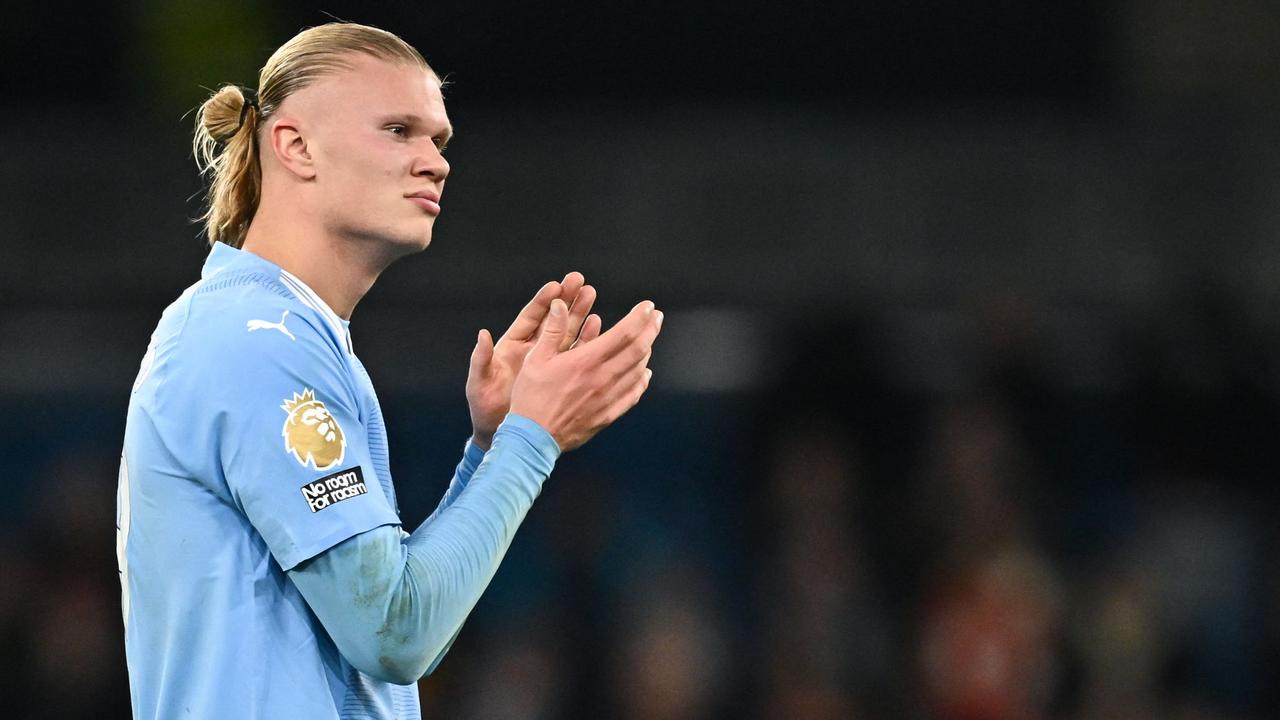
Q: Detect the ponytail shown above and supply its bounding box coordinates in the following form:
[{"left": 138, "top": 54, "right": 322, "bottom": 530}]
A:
[{"left": 193, "top": 85, "right": 261, "bottom": 248}]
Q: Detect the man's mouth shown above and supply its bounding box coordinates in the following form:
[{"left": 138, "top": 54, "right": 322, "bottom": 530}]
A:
[{"left": 407, "top": 191, "right": 441, "bottom": 216}]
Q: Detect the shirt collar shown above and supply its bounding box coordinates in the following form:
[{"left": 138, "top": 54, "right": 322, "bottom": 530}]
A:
[
  {"left": 200, "top": 241, "right": 248, "bottom": 279},
  {"left": 201, "top": 242, "right": 354, "bottom": 355}
]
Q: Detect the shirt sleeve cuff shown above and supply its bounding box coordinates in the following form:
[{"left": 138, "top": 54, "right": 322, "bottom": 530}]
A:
[
  {"left": 497, "top": 413, "right": 562, "bottom": 468},
  {"left": 460, "top": 437, "right": 487, "bottom": 472}
]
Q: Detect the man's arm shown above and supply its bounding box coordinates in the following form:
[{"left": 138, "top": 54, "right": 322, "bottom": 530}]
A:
[
  {"left": 423, "top": 438, "right": 486, "bottom": 526},
  {"left": 287, "top": 415, "right": 557, "bottom": 685},
  {"left": 289, "top": 294, "right": 661, "bottom": 684}
]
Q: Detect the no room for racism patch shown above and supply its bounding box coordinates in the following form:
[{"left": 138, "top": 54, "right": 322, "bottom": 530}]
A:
[{"left": 300, "top": 466, "right": 368, "bottom": 513}]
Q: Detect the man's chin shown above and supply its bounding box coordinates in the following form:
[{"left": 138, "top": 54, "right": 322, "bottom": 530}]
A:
[
  {"left": 408, "top": 219, "right": 435, "bottom": 251},
  {"left": 390, "top": 228, "right": 434, "bottom": 256},
  {"left": 336, "top": 222, "right": 432, "bottom": 259},
  {"left": 410, "top": 231, "right": 433, "bottom": 252}
]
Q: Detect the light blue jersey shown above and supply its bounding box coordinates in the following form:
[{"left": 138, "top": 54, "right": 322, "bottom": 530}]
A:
[{"left": 117, "top": 243, "right": 558, "bottom": 719}]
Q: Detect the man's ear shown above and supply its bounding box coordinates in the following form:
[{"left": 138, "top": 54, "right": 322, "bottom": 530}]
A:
[{"left": 266, "top": 115, "right": 316, "bottom": 181}]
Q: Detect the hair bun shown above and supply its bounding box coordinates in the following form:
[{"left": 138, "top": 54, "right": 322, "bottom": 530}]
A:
[{"left": 197, "top": 85, "right": 254, "bottom": 142}]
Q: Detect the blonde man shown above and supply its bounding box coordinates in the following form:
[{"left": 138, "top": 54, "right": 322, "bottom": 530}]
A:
[{"left": 116, "top": 22, "right": 661, "bottom": 719}]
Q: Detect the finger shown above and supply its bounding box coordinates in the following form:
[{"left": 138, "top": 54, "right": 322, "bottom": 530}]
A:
[
  {"left": 599, "top": 365, "right": 653, "bottom": 427},
  {"left": 579, "top": 300, "right": 653, "bottom": 359},
  {"left": 563, "top": 285, "right": 597, "bottom": 350},
  {"left": 531, "top": 299, "right": 569, "bottom": 361},
  {"left": 559, "top": 271, "right": 585, "bottom": 304},
  {"left": 606, "top": 344, "right": 656, "bottom": 384},
  {"left": 586, "top": 301, "right": 661, "bottom": 364},
  {"left": 552, "top": 272, "right": 587, "bottom": 344},
  {"left": 502, "top": 281, "right": 561, "bottom": 342},
  {"left": 572, "top": 313, "right": 602, "bottom": 348},
  {"left": 601, "top": 309, "right": 663, "bottom": 376},
  {"left": 612, "top": 348, "right": 652, "bottom": 377},
  {"left": 468, "top": 328, "right": 494, "bottom": 379}
]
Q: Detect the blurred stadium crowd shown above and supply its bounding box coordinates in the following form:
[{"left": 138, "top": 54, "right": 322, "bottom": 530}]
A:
[
  {"left": 6, "top": 1, "right": 1280, "bottom": 718},
  {"left": 2, "top": 287, "right": 1276, "bottom": 718}
]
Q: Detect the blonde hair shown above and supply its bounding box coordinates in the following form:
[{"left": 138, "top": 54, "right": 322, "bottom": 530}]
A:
[{"left": 192, "top": 22, "right": 435, "bottom": 248}]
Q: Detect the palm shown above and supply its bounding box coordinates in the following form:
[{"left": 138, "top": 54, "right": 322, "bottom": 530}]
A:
[{"left": 467, "top": 337, "right": 530, "bottom": 430}]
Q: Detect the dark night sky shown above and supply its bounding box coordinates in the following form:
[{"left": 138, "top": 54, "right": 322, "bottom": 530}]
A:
[{"left": 2, "top": 1, "right": 1112, "bottom": 108}]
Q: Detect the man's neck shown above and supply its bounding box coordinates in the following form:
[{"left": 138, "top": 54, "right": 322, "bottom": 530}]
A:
[{"left": 241, "top": 211, "right": 387, "bottom": 321}]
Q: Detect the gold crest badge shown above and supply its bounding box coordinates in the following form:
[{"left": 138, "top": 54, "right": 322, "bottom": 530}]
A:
[{"left": 281, "top": 388, "right": 347, "bottom": 470}]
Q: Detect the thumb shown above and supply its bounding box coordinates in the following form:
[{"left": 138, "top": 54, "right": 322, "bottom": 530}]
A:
[
  {"left": 469, "top": 329, "right": 494, "bottom": 378},
  {"left": 532, "top": 299, "right": 568, "bottom": 360}
]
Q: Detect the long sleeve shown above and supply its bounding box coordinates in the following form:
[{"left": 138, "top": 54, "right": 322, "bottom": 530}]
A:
[
  {"left": 425, "top": 437, "right": 487, "bottom": 525},
  {"left": 286, "top": 414, "right": 559, "bottom": 685}
]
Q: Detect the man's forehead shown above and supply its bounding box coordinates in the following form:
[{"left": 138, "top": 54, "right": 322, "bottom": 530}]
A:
[
  {"left": 334, "top": 56, "right": 441, "bottom": 103},
  {"left": 290, "top": 55, "right": 448, "bottom": 122}
]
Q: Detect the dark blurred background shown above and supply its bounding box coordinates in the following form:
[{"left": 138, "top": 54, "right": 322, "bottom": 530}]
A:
[{"left": 3, "top": 1, "right": 1280, "bottom": 718}]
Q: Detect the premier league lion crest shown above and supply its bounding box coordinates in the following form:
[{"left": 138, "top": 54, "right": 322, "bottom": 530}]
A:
[{"left": 281, "top": 388, "right": 347, "bottom": 470}]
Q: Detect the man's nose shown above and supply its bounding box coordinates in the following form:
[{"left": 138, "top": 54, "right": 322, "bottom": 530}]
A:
[{"left": 413, "top": 143, "right": 450, "bottom": 181}]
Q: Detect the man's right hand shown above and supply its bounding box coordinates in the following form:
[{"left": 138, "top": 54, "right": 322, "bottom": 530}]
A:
[{"left": 509, "top": 298, "right": 663, "bottom": 452}]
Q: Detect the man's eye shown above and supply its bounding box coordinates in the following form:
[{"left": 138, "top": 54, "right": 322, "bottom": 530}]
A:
[{"left": 387, "top": 126, "right": 407, "bottom": 137}]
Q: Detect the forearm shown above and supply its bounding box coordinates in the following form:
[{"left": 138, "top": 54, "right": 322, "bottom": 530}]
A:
[
  {"left": 288, "top": 415, "right": 558, "bottom": 684},
  {"left": 424, "top": 438, "right": 487, "bottom": 526},
  {"left": 383, "top": 417, "right": 553, "bottom": 679}
]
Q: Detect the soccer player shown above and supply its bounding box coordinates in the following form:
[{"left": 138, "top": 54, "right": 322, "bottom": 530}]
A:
[{"left": 115, "top": 22, "right": 662, "bottom": 719}]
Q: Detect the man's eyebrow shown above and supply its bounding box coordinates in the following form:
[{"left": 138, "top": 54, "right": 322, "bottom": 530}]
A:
[{"left": 379, "top": 114, "right": 454, "bottom": 143}]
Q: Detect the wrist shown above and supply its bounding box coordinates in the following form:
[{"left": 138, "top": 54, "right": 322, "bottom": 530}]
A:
[
  {"left": 470, "top": 431, "right": 493, "bottom": 451},
  {"left": 498, "top": 413, "right": 563, "bottom": 461}
]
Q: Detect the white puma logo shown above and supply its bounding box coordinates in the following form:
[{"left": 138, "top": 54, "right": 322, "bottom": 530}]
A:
[{"left": 247, "top": 310, "right": 296, "bottom": 341}]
